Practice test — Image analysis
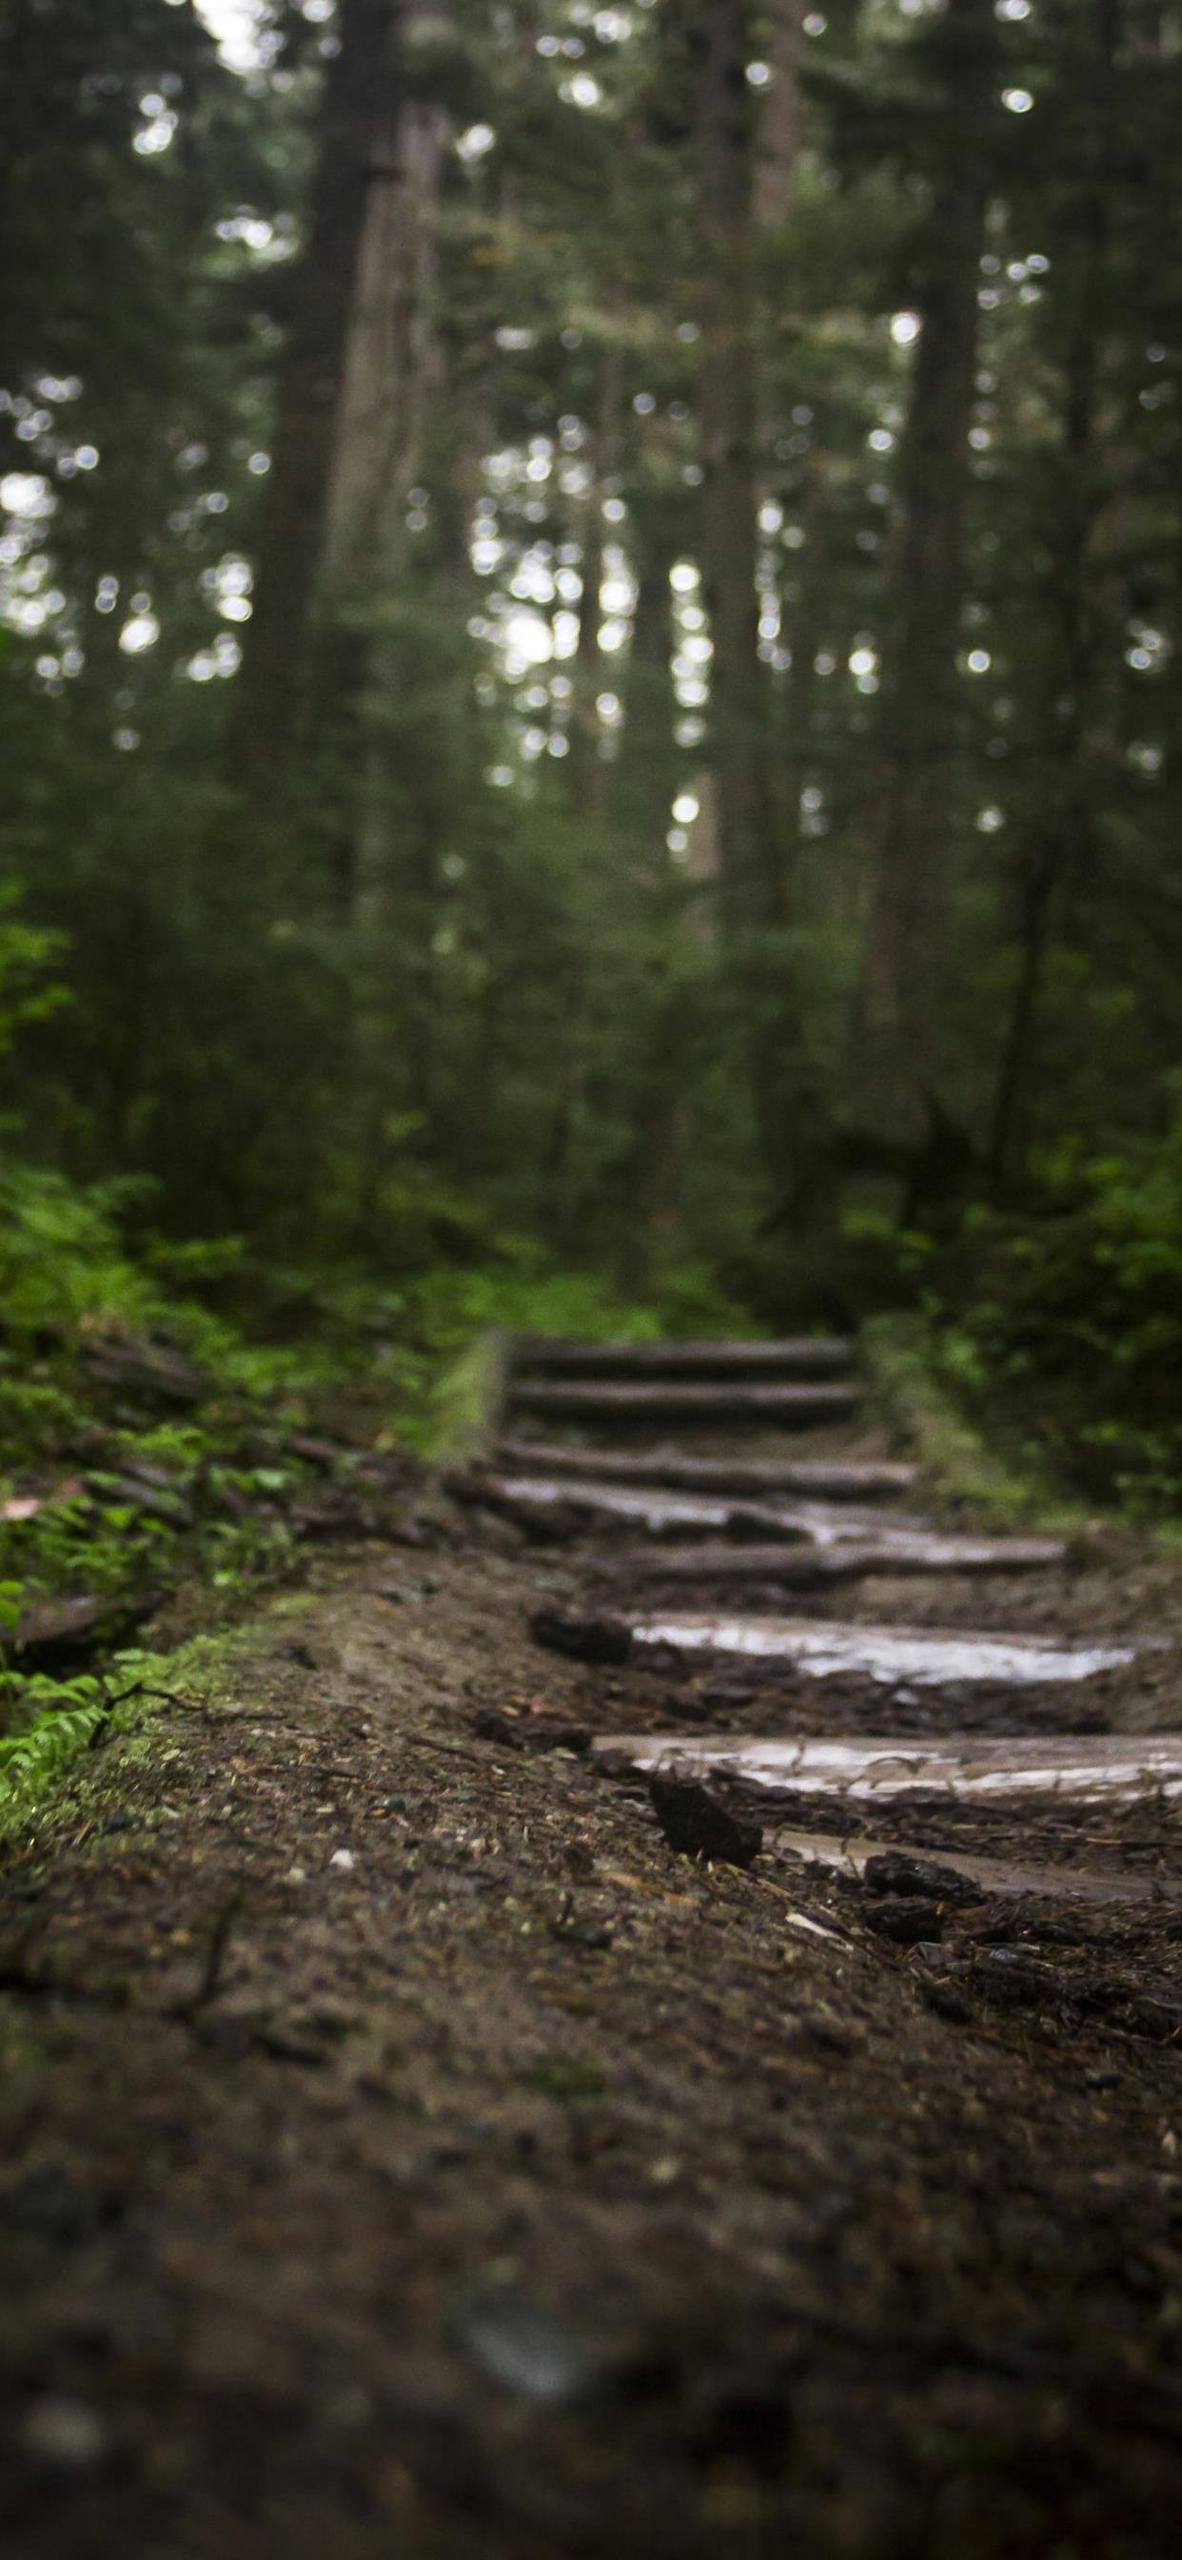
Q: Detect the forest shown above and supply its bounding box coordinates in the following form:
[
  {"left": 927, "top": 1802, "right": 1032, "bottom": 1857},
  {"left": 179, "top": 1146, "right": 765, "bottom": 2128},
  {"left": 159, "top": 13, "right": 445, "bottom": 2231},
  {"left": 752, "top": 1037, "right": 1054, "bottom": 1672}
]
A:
[
  {"left": 3, "top": 0, "right": 1182, "bottom": 1513},
  {"left": 6, "top": 14, "right": 1182, "bottom": 2551}
]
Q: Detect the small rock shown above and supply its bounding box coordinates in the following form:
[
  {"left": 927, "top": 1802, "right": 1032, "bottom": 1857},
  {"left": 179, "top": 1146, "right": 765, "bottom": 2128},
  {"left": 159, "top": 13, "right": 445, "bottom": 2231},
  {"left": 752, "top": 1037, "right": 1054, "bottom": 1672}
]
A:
[
  {"left": 328, "top": 1849, "right": 356, "bottom": 1874},
  {"left": 449, "top": 2284, "right": 601, "bottom": 2405},
  {"left": 20, "top": 2396, "right": 109, "bottom": 2470},
  {"left": 789, "top": 2010, "right": 860, "bottom": 2058},
  {"left": 472, "top": 1709, "right": 522, "bottom": 1750},
  {"left": 920, "top": 1975, "right": 973, "bottom": 2025},
  {"left": 472, "top": 1707, "right": 590, "bottom": 1756},
  {"left": 529, "top": 1607, "right": 633, "bottom": 1666},
  {"left": 647, "top": 1773, "right": 762, "bottom": 1870},
  {"left": 863, "top": 1898, "right": 944, "bottom": 1947},
  {"left": 863, "top": 1852, "right": 987, "bottom": 1908}
]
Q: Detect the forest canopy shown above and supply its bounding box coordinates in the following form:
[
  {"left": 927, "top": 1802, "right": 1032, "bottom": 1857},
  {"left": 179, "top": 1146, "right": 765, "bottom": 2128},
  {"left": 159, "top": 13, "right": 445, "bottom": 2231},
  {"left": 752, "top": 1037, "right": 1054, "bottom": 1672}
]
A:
[{"left": 2, "top": 0, "right": 1182, "bottom": 1502}]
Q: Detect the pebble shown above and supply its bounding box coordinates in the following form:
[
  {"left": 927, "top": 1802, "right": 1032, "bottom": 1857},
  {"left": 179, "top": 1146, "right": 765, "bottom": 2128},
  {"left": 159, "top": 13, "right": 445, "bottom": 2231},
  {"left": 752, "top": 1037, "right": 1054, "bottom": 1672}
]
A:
[
  {"left": 449, "top": 2284, "right": 601, "bottom": 2405},
  {"left": 19, "top": 2396, "right": 109, "bottom": 2469},
  {"left": 647, "top": 1772, "right": 763, "bottom": 1870},
  {"left": 785, "top": 1910, "right": 843, "bottom": 1943}
]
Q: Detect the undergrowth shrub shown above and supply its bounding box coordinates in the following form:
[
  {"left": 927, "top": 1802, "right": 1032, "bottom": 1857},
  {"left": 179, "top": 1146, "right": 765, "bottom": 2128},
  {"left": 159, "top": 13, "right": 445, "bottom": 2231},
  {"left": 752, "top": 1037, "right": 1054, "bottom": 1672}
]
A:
[{"left": 928, "top": 1108, "right": 1182, "bottom": 1513}]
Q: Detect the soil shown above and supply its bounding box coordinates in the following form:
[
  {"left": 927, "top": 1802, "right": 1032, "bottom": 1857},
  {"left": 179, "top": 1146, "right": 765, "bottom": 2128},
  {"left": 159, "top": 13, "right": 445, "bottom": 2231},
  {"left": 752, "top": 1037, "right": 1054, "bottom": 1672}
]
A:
[{"left": 1, "top": 1389, "right": 1182, "bottom": 2558}]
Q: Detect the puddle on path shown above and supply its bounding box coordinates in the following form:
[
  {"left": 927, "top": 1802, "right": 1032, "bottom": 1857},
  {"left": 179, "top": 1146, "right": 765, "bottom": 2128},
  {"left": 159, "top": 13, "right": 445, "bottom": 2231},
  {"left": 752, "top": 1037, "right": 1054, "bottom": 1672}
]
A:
[
  {"left": 595, "top": 1731, "right": 1182, "bottom": 1804},
  {"left": 630, "top": 1616, "right": 1136, "bottom": 1686}
]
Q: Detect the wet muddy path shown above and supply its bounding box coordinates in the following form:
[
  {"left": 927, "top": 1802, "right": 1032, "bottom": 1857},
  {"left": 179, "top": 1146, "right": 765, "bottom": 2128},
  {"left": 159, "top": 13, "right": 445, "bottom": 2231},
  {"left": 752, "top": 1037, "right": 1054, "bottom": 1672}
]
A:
[{"left": 1, "top": 1331, "right": 1181, "bottom": 2557}]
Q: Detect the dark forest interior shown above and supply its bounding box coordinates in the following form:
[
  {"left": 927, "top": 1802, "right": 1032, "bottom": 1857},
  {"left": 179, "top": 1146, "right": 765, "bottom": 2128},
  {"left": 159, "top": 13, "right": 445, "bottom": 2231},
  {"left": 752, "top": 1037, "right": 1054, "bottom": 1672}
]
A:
[
  {"left": 3, "top": 0, "right": 1182, "bottom": 1504},
  {"left": 2, "top": 11, "right": 1182, "bottom": 2558}
]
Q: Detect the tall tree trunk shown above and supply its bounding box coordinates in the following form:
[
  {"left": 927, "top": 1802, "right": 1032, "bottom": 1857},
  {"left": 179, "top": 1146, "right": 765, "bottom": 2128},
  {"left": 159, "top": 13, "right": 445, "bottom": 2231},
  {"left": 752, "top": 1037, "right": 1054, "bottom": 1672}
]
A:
[
  {"left": 754, "top": 0, "right": 804, "bottom": 227},
  {"left": 688, "top": 0, "right": 806, "bottom": 1193},
  {"left": 853, "top": 0, "right": 997, "bottom": 1138},
  {"left": 344, "top": 38, "right": 454, "bottom": 1189},
  {"left": 694, "top": 0, "right": 775, "bottom": 942},
  {"left": 322, "top": 20, "right": 451, "bottom": 594},
  {"left": 610, "top": 511, "right": 678, "bottom": 850},
  {"left": 226, "top": 0, "right": 402, "bottom": 796},
  {"left": 568, "top": 341, "right": 624, "bottom": 810},
  {"left": 986, "top": 0, "right": 1125, "bottom": 1183},
  {"left": 606, "top": 515, "right": 692, "bottom": 1281}
]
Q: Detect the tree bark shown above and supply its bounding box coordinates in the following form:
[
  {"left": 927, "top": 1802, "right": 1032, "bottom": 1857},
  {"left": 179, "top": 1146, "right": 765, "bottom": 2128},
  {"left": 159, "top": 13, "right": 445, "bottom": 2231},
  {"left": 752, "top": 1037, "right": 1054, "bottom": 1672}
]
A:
[
  {"left": 687, "top": 0, "right": 807, "bottom": 1193},
  {"left": 226, "top": 0, "right": 402, "bottom": 795},
  {"left": 986, "top": 0, "right": 1126, "bottom": 1182},
  {"left": 568, "top": 341, "right": 624, "bottom": 810},
  {"left": 754, "top": 0, "right": 804, "bottom": 228},
  {"left": 322, "top": 25, "right": 451, "bottom": 594},
  {"left": 693, "top": 0, "right": 775, "bottom": 942},
  {"left": 853, "top": 0, "right": 997, "bottom": 1137}
]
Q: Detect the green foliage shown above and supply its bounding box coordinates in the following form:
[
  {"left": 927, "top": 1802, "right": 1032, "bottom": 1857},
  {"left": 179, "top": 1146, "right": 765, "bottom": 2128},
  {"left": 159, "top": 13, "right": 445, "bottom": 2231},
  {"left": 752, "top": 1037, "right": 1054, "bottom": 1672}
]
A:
[
  {"left": 928, "top": 1101, "right": 1182, "bottom": 1511},
  {"left": 0, "top": 1689, "right": 111, "bottom": 1805},
  {"left": 0, "top": 1639, "right": 183, "bottom": 1814},
  {"left": 0, "top": 889, "right": 68, "bottom": 1056},
  {"left": 2, "top": 0, "right": 1182, "bottom": 1556},
  {"left": 0, "top": 1163, "right": 160, "bottom": 1334}
]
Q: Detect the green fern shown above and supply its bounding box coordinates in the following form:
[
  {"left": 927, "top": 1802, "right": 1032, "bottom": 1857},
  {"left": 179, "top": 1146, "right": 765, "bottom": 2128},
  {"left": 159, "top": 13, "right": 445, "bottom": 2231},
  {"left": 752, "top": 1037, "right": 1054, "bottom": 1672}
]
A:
[{"left": 0, "top": 1687, "right": 109, "bottom": 1805}]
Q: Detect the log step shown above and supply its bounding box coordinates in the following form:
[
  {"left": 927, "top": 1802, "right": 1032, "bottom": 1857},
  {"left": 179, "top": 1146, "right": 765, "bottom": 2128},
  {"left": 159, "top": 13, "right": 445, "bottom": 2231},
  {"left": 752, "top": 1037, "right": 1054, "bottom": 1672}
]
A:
[
  {"left": 515, "top": 1335, "right": 852, "bottom": 1380},
  {"left": 593, "top": 1730, "right": 1181, "bottom": 1806},
  {"left": 599, "top": 1534, "right": 1068, "bottom": 1584},
  {"left": 497, "top": 1440, "right": 918, "bottom": 1500},
  {"left": 768, "top": 1826, "right": 1180, "bottom": 1907},
  {"left": 624, "top": 1616, "right": 1133, "bottom": 1686},
  {"left": 458, "top": 1472, "right": 815, "bottom": 1541},
  {"left": 470, "top": 1473, "right": 933, "bottom": 1546},
  {"left": 508, "top": 1380, "right": 860, "bottom": 1426}
]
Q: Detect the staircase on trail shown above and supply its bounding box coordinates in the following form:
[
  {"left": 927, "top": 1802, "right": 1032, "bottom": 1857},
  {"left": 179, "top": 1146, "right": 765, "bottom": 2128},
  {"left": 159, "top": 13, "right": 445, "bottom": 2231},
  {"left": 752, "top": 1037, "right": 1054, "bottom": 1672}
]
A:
[{"left": 475, "top": 1331, "right": 1182, "bottom": 1851}]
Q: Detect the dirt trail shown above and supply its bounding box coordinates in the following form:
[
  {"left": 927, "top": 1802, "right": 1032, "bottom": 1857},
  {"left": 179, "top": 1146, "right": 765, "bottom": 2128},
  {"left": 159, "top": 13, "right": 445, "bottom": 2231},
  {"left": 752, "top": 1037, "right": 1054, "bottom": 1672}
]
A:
[{"left": 1, "top": 1333, "right": 1181, "bottom": 2558}]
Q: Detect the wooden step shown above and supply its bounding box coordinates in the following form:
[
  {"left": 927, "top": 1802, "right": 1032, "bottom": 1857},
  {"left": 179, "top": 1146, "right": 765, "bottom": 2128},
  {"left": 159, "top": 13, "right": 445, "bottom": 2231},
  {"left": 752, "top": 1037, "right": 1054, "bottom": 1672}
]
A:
[
  {"left": 593, "top": 1730, "right": 1181, "bottom": 1807},
  {"left": 467, "top": 1472, "right": 935, "bottom": 1547},
  {"left": 497, "top": 1440, "right": 918, "bottom": 1500},
  {"left": 508, "top": 1379, "right": 860, "bottom": 1426},
  {"left": 623, "top": 1616, "right": 1133, "bottom": 1686},
  {"left": 768, "top": 1826, "right": 1181, "bottom": 1907},
  {"left": 599, "top": 1534, "right": 1068, "bottom": 1584},
  {"left": 515, "top": 1335, "right": 853, "bottom": 1380},
  {"left": 456, "top": 1471, "right": 817, "bottom": 1541}
]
